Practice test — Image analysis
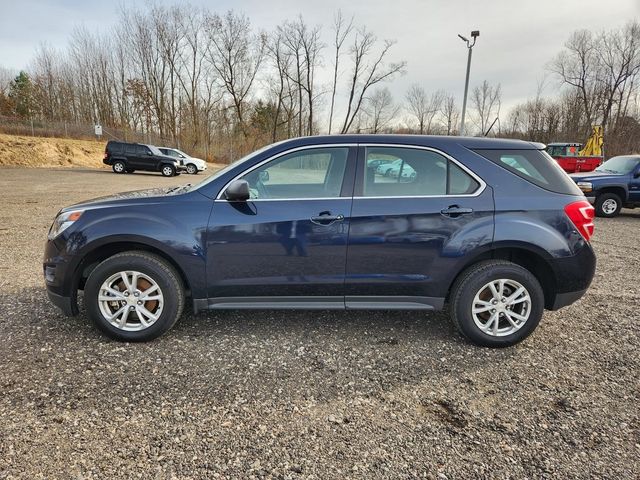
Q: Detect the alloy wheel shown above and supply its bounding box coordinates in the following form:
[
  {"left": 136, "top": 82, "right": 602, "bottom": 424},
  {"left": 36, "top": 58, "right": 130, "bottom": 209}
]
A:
[
  {"left": 471, "top": 279, "right": 532, "bottom": 337},
  {"left": 97, "top": 270, "right": 164, "bottom": 331}
]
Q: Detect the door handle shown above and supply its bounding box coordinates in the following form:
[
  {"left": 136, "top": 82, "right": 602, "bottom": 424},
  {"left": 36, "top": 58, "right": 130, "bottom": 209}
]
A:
[
  {"left": 440, "top": 205, "right": 474, "bottom": 217},
  {"left": 310, "top": 212, "right": 345, "bottom": 226}
]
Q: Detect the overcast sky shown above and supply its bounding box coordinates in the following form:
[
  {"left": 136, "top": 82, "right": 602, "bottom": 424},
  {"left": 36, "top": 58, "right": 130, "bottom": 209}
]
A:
[{"left": 1, "top": 0, "right": 639, "bottom": 116}]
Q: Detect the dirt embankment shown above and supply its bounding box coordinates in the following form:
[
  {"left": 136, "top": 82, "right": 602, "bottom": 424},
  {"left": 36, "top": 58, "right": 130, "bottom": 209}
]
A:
[{"left": 0, "top": 133, "right": 106, "bottom": 168}]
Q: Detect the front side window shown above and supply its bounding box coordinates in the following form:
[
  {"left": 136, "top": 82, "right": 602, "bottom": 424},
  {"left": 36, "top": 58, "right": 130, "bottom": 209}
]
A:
[
  {"left": 239, "top": 147, "right": 349, "bottom": 200},
  {"left": 136, "top": 145, "right": 151, "bottom": 156},
  {"left": 363, "top": 147, "right": 480, "bottom": 197}
]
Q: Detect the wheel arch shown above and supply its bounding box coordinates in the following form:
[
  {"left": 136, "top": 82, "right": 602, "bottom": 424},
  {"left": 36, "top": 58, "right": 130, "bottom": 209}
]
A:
[
  {"left": 446, "top": 245, "right": 558, "bottom": 310},
  {"left": 74, "top": 241, "right": 192, "bottom": 298},
  {"left": 595, "top": 185, "right": 628, "bottom": 202}
]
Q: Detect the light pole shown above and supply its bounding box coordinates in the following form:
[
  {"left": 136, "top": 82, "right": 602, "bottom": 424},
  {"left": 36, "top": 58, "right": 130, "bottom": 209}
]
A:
[{"left": 458, "top": 30, "right": 479, "bottom": 136}]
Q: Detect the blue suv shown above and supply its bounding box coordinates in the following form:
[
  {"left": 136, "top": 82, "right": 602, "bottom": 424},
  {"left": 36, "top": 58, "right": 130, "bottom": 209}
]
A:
[
  {"left": 571, "top": 155, "right": 640, "bottom": 217},
  {"left": 44, "top": 136, "right": 596, "bottom": 347}
]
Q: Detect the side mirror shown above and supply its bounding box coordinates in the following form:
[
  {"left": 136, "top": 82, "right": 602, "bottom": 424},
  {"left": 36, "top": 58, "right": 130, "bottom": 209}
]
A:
[
  {"left": 224, "top": 179, "right": 250, "bottom": 201},
  {"left": 259, "top": 170, "right": 270, "bottom": 182}
]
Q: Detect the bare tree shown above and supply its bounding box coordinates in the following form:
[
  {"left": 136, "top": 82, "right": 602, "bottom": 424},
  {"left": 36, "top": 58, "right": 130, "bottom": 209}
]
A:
[
  {"left": 405, "top": 84, "right": 444, "bottom": 134},
  {"left": 471, "top": 80, "right": 502, "bottom": 135},
  {"left": 206, "top": 11, "right": 266, "bottom": 135},
  {"left": 340, "top": 28, "right": 405, "bottom": 134},
  {"left": 364, "top": 87, "right": 398, "bottom": 133},
  {"left": 328, "top": 10, "right": 353, "bottom": 134},
  {"left": 440, "top": 94, "right": 459, "bottom": 135}
]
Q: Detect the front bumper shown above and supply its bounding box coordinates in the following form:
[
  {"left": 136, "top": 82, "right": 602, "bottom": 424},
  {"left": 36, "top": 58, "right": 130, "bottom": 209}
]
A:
[
  {"left": 44, "top": 238, "right": 80, "bottom": 316},
  {"left": 47, "top": 289, "right": 78, "bottom": 316}
]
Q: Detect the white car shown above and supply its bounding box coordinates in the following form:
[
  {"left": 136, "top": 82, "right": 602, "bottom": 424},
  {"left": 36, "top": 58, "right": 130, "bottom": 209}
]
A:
[
  {"left": 376, "top": 158, "right": 404, "bottom": 176},
  {"left": 388, "top": 163, "right": 416, "bottom": 180},
  {"left": 158, "top": 147, "right": 207, "bottom": 174}
]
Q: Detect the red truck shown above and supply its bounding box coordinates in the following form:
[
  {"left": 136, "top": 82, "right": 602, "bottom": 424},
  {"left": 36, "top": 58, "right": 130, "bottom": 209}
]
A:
[{"left": 546, "top": 142, "right": 603, "bottom": 173}]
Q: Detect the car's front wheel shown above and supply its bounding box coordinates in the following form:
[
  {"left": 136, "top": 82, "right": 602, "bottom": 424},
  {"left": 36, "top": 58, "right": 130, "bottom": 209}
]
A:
[
  {"left": 84, "top": 252, "right": 185, "bottom": 342},
  {"left": 186, "top": 164, "right": 198, "bottom": 175},
  {"left": 112, "top": 161, "right": 126, "bottom": 174},
  {"left": 449, "top": 260, "right": 544, "bottom": 348},
  {"left": 161, "top": 165, "right": 176, "bottom": 177},
  {"left": 595, "top": 193, "right": 622, "bottom": 218}
]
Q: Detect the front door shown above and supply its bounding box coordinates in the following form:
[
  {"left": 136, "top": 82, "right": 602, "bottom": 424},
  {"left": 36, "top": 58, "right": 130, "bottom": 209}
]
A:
[
  {"left": 205, "top": 146, "right": 356, "bottom": 307},
  {"left": 345, "top": 145, "right": 494, "bottom": 308}
]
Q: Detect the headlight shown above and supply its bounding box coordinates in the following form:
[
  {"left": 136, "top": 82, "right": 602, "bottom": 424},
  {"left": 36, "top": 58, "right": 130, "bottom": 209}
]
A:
[
  {"left": 48, "top": 210, "right": 83, "bottom": 240},
  {"left": 576, "top": 181, "right": 593, "bottom": 193}
]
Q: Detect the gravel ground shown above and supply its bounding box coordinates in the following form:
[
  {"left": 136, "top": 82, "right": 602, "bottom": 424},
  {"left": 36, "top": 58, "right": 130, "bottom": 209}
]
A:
[{"left": 0, "top": 167, "right": 638, "bottom": 479}]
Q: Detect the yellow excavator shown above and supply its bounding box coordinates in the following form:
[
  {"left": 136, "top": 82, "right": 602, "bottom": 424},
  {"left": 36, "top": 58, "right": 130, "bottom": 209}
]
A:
[{"left": 579, "top": 126, "right": 604, "bottom": 156}]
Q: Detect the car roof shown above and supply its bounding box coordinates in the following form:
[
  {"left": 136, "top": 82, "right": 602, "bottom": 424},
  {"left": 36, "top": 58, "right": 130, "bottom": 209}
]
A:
[{"left": 272, "top": 134, "right": 545, "bottom": 150}]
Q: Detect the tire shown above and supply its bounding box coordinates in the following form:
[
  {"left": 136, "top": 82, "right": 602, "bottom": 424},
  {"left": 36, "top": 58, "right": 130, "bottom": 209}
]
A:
[
  {"left": 84, "top": 251, "right": 185, "bottom": 342},
  {"left": 161, "top": 164, "right": 176, "bottom": 177},
  {"left": 595, "top": 193, "right": 622, "bottom": 218},
  {"left": 186, "top": 164, "right": 198, "bottom": 175},
  {"left": 112, "top": 161, "right": 126, "bottom": 174},
  {"left": 449, "top": 260, "right": 544, "bottom": 348}
]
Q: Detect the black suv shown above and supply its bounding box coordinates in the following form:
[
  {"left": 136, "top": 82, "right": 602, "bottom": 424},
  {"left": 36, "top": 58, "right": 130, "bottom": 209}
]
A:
[{"left": 103, "top": 141, "right": 181, "bottom": 177}]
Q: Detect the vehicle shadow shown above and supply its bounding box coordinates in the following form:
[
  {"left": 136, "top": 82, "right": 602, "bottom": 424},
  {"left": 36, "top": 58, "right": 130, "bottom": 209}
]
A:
[{"left": 1, "top": 287, "right": 528, "bottom": 409}]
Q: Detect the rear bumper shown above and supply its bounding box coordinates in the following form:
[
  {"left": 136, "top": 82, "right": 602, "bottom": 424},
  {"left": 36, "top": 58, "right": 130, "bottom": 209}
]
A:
[
  {"left": 547, "top": 242, "right": 596, "bottom": 310},
  {"left": 551, "top": 288, "right": 587, "bottom": 310}
]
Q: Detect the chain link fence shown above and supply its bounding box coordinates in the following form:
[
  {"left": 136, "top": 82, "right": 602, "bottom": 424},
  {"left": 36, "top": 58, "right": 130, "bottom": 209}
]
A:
[{"left": 0, "top": 115, "right": 165, "bottom": 146}]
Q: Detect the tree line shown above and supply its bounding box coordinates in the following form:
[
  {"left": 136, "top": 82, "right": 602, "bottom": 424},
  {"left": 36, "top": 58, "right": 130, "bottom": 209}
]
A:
[{"left": 0, "top": 5, "right": 638, "bottom": 161}]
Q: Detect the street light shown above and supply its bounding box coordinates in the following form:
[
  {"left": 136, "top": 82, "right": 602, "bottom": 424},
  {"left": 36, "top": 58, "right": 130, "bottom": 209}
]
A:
[{"left": 458, "top": 30, "right": 479, "bottom": 136}]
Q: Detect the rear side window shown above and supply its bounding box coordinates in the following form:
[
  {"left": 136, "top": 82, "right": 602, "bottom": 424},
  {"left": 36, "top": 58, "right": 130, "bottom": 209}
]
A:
[
  {"left": 108, "top": 142, "right": 123, "bottom": 153},
  {"left": 473, "top": 149, "right": 582, "bottom": 195},
  {"left": 363, "top": 147, "right": 481, "bottom": 197}
]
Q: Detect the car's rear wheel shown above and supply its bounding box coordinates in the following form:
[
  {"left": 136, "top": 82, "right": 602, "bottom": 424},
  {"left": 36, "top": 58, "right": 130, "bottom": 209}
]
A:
[
  {"left": 449, "top": 260, "right": 544, "bottom": 347},
  {"left": 112, "top": 161, "right": 125, "bottom": 174},
  {"left": 161, "top": 165, "right": 176, "bottom": 177},
  {"left": 84, "top": 252, "right": 185, "bottom": 342},
  {"left": 186, "top": 164, "right": 198, "bottom": 175},
  {"left": 595, "top": 193, "right": 622, "bottom": 218}
]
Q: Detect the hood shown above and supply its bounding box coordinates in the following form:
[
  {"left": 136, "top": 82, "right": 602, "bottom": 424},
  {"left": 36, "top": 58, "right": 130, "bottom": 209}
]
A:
[
  {"left": 60, "top": 185, "right": 191, "bottom": 213},
  {"left": 570, "top": 170, "right": 623, "bottom": 182}
]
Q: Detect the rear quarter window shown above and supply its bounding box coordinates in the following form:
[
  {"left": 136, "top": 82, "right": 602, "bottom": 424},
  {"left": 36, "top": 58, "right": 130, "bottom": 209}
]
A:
[{"left": 473, "top": 149, "right": 582, "bottom": 195}]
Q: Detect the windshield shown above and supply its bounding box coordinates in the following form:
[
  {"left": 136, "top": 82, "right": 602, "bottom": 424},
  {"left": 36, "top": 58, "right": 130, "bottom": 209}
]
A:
[
  {"left": 595, "top": 156, "right": 639, "bottom": 174},
  {"left": 191, "top": 140, "right": 288, "bottom": 192}
]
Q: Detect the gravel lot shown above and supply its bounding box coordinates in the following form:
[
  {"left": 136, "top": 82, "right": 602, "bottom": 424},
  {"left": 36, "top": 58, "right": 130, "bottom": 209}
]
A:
[{"left": 0, "top": 167, "right": 638, "bottom": 479}]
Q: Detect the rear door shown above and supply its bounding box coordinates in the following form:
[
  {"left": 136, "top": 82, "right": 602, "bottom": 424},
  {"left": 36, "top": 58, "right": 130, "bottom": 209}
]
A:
[
  {"left": 205, "top": 145, "right": 356, "bottom": 306},
  {"left": 345, "top": 145, "right": 495, "bottom": 308}
]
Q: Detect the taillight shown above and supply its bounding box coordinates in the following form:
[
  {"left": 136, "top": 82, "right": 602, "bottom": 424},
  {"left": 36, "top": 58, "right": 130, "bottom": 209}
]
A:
[{"left": 564, "top": 200, "right": 595, "bottom": 241}]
